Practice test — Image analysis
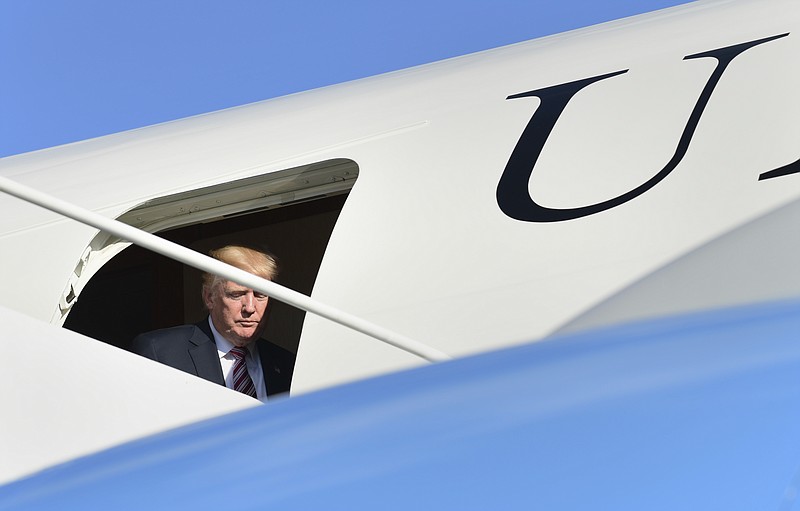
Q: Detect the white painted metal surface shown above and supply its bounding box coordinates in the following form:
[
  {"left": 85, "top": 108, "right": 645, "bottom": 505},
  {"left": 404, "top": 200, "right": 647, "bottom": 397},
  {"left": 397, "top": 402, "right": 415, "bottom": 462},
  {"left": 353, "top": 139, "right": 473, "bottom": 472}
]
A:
[{"left": 0, "top": 305, "right": 258, "bottom": 484}]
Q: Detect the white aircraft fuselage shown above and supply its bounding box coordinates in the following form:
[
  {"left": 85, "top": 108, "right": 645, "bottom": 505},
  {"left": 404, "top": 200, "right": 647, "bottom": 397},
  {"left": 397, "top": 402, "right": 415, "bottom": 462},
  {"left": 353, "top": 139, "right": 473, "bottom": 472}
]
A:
[{"left": 0, "top": 0, "right": 798, "bottom": 484}]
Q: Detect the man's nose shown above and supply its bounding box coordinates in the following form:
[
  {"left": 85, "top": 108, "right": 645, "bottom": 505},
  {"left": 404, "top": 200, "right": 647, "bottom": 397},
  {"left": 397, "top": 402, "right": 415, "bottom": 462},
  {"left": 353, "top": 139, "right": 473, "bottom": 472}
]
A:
[{"left": 241, "top": 293, "right": 256, "bottom": 312}]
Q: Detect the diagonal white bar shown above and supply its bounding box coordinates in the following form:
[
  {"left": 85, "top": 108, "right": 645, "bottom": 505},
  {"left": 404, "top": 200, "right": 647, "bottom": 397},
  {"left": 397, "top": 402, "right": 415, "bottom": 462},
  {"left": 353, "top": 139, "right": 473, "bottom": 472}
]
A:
[{"left": 0, "top": 176, "right": 450, "bottom": 363}]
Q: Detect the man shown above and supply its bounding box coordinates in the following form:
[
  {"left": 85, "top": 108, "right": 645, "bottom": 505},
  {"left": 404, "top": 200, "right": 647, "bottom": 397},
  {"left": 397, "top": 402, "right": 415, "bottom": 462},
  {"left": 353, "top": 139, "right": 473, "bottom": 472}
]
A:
[{"left": 132, "top": 245, "right": 294, "bottom": 401}]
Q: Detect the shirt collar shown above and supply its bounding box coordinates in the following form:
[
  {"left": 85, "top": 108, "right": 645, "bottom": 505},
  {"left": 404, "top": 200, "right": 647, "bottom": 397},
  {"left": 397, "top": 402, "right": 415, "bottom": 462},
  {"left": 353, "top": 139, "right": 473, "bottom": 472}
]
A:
[{"left": 207, "top": 316, "right": 257, "bottom": 359}]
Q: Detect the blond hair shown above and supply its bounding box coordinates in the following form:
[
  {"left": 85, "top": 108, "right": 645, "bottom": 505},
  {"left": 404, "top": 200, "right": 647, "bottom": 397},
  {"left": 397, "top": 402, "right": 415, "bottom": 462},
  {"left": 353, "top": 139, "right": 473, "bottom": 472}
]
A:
[{"left": 201, "top": 245, "right": 278, "bottom": 295}]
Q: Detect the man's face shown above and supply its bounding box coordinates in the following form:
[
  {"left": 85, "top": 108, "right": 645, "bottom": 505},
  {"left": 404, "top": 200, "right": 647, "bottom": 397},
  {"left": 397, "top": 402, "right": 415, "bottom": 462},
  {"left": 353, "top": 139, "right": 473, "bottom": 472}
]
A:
[{"left": 204, "top": 280, "right": 269, "bottom": 346}]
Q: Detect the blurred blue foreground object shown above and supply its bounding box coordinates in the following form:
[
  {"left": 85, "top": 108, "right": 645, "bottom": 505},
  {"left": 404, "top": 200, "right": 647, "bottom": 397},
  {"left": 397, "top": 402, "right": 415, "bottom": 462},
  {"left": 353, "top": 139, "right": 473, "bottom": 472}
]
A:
[{"left": 2, "top": 298, "right": 800, "bottom": 510}]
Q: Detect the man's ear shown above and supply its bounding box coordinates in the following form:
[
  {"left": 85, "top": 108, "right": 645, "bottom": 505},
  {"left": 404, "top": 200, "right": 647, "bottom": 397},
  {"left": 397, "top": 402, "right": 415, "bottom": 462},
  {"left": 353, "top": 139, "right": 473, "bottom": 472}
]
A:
[{"left": 202, "top": 286, "right": 215, "bottom": 311}]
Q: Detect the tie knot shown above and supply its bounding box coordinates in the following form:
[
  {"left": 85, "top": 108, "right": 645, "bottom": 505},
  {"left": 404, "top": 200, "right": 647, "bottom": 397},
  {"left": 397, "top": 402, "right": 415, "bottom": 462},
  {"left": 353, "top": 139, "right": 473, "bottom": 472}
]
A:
[{"left": 229, "top": 346, "right": 247, "bottom": 361}]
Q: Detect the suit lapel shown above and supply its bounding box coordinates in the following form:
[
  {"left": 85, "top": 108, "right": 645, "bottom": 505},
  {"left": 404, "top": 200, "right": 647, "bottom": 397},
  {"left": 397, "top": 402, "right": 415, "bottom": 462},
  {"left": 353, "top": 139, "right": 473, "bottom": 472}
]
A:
[
  {"left": 258, "top": 339, "right": 291, "bottom": 397},
  {"left": 185, "top": 320, "right": 290, "bottom": 396},
  {"left": 189, "top": 320, "right": 225, "bottom": 386},
  {"left": 257, "top": 340, "right": 275, "bottom": 396}
]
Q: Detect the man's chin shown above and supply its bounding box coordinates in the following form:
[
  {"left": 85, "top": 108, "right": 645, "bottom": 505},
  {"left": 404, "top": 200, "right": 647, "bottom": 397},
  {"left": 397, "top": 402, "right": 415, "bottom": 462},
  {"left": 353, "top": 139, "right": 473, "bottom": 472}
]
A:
[{"left": 232, "top": 327, "right": 262, "bottom": 345}]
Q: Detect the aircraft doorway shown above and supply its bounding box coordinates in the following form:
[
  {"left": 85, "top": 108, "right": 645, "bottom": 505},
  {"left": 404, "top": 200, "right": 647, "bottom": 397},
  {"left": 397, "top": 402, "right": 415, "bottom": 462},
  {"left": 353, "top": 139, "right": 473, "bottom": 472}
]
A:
[{"left": 64, "top": 159, "right": 357, "bottom": 357}]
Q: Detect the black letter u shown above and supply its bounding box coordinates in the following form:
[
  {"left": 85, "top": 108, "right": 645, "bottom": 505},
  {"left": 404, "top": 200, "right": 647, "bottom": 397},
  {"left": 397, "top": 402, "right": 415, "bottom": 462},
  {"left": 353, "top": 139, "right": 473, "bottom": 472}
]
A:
[{"left": 496, "top": 33, "right": 789, "bottom": 222}]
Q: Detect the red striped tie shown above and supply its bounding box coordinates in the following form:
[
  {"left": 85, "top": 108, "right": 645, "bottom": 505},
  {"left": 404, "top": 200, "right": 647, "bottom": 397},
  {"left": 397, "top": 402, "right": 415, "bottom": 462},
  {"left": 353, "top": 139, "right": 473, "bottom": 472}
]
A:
[{"left": 229, "top": 346, "right": 257, "bottom": 398}]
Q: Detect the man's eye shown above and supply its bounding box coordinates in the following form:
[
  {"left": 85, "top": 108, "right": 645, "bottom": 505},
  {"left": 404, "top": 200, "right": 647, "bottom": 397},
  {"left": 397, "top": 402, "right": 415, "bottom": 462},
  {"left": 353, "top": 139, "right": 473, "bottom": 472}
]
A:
[{"left": 255, "top": 293, "right": 268, "bottom": 300}]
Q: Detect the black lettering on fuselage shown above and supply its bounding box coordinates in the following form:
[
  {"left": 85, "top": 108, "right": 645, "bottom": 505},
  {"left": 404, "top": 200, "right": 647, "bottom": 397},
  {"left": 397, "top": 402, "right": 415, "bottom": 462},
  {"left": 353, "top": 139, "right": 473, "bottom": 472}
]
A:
[{"left": 497, "top": 33, "right": 790, "bottom": 222}]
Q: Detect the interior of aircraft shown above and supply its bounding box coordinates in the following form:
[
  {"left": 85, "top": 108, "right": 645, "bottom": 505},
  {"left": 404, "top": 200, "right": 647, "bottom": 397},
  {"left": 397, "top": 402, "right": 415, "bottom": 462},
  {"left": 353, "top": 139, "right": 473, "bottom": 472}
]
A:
[{"left": 64, "top": 158, "right": 358, "bottom": 357}]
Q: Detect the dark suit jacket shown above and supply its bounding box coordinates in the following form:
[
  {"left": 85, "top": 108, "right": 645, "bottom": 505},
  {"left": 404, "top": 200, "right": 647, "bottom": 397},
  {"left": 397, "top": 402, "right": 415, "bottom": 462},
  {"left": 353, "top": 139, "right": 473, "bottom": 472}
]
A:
[{"left": 131, "top": 318, "right": 294, "bottom": 398}]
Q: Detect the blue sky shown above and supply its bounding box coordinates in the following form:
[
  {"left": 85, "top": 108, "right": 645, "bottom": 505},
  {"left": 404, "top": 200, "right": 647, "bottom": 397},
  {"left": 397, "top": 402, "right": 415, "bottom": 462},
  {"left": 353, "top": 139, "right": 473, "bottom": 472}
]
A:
[{"left": 0, "top": 0, "right": 693, "bottom": 158}]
